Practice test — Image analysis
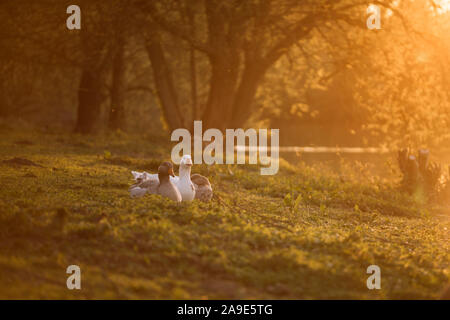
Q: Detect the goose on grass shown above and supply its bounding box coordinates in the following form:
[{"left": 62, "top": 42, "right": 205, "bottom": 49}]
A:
[
  {"left": 129, "top": 155, "right": 213, "bottom": 201},
  {"left": 130, "top": 162, "right": 182, "bottom": 202}
]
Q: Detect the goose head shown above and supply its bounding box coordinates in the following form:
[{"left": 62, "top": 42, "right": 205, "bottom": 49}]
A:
[
  {"left": 158, "top": 162, "right": 175, "bottom": 181},
  {"left": 131, "top": 171, "right": 151, "bottom": 183},
  {"left": 180, "top": 155, "right": 193, "bottom": 168},
  {"left": 179, "top": 155, "right": 193, "bottom": 177}
]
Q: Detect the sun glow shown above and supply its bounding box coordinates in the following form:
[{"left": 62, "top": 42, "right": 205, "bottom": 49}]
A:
[{"left": 435, "top": 0, "right": 450, "bottom": 13}]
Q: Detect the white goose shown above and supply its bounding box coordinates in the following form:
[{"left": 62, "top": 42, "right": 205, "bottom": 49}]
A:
[
  {"left": 129, "top": 155, "right": 212, "bottom": 201},
  {"left": 173, "top": 155, "right": 196, "bottom": 201}
]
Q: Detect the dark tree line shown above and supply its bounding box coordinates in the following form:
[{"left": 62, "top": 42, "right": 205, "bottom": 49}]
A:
[{"left": 2, "top": 0, "right": 430, "bottom": 139}]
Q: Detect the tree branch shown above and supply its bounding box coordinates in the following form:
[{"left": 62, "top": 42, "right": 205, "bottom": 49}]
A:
[{"left": 134, "top": 0, "right": 212, "bottom": 55}]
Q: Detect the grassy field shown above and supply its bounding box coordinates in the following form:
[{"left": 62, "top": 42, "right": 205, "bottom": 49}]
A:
[{"left": 0, "top": 128, "right": 448, "bottom": 299}]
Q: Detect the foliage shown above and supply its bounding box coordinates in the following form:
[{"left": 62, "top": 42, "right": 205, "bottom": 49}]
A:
[
  {"left": 397, "top": 148, "right": 450, "bottom": 204},
  {"left": 3, "top": 0, "right": 449, "bottom": 149},
  {"left": 0, "top": 129, "right": 448, "bottom": 299}
]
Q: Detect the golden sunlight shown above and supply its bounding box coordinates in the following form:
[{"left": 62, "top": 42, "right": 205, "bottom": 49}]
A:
[{"left": 435, "top": 0, "right": 450, "bottom": 13}]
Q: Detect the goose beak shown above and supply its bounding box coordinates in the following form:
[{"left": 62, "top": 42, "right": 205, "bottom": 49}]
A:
[{"left": 168, "top": 167, "right": 175, "bottom": 177}]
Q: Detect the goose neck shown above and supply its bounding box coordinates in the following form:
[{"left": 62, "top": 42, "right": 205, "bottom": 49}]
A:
[
  {"left": 158, "top": 173, "right": 170, "bottom": 183},
  {"left": 179, "top": 165, "right": 191, "bottom": 179}
]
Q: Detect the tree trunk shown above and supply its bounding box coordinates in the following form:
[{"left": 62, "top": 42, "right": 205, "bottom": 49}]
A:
[
  {"left": 74, "top": 68, "right": 104, "bottom": 134},
  {"left": 146, "top": 35, "right": 183, "bottom": 131},
  {"left": 108, "top": 37, "right": 126, "bottom": 131},
  {"left": 74, "top": 26, "right": 109, "bottom": 134},
  {"left": 201, "top": 53, "right": 240, "bottom": 130},
  {"left": 231, "top": 60, "right": 267, "bottom": 128},
  {"left": 187, "top": 6, "right": 198, "bottom": 124}
]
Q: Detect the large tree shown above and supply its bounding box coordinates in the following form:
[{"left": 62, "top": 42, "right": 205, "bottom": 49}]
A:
[
  {"left": 74, "top": 1, "right": 126, "bottom": 133},
  {"left": 137, "top": 0, "right": 401, "bottom": 131}
]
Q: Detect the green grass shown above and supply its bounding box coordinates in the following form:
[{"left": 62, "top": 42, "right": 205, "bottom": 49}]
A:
[{"left": 0, "top": 128, "right": 448, "bottom": 299}]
